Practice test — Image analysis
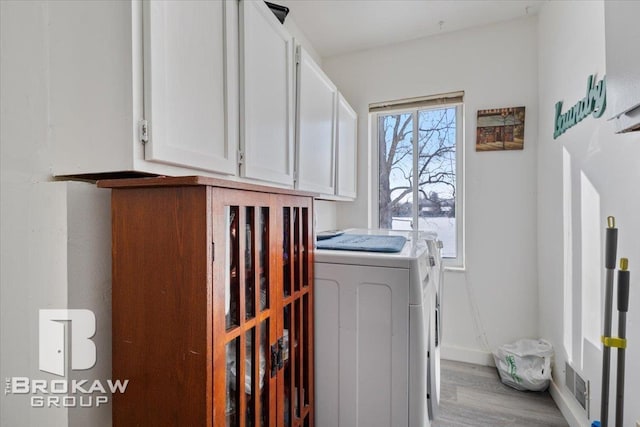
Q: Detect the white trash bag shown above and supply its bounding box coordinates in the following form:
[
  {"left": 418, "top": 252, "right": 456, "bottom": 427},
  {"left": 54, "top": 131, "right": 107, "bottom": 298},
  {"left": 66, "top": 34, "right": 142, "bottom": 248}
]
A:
[{"left": 493, "top": 338, "right": 553, "bottom": 391}]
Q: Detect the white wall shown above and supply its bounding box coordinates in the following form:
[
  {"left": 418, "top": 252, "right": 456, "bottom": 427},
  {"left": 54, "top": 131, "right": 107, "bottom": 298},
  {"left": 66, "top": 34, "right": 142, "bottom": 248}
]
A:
[
  {"left": 1, "top": 2, "right": 112, "bottom": 426},
  {"left": 323, "top": 16, "right": 540, "bottom": 364},
  {"left": 537, "top": 2, "right": 640, "bottom": 426}
]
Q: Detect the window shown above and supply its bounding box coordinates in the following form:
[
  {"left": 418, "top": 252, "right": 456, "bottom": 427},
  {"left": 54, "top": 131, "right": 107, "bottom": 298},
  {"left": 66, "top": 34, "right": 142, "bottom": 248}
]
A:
[{"left": 371, "top": 93, "right": 463, "bottom": 265}]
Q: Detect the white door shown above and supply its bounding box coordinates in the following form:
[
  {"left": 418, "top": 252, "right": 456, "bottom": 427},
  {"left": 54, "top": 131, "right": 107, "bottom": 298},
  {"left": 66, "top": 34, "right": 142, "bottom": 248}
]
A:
[
  {"left": 240, "top": 0, "right": 295, "bottom": 186},
  {"left": 296, "top": 46, "right": 337, "bottom": 194},
  {"left": 143, "top": 0, "right": 238, "bottom": 174},
  {"left": 336, "top": 94, "right": 358, "bottom": 198}
]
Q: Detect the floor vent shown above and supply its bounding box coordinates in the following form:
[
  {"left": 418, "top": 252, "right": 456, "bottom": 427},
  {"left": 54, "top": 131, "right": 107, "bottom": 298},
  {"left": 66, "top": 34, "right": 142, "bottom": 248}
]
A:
[{"left": 565, "top": 362, "right": 590, "bottom": 417}]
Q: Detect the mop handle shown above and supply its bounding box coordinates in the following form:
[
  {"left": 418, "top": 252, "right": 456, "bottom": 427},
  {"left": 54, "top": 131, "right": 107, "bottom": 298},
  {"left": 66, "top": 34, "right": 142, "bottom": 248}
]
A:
[
  {"left": 601, "top": 216, "right": 618, "bottom": 427},
  {"left": 618, "top": 258, "right": 630, "bottom": 312},
  {"left": 606, "top": 216, "right": 618, "bottom": 269},
  {"left": 615, "top": 259, "right": 630, "bottom": 427}
]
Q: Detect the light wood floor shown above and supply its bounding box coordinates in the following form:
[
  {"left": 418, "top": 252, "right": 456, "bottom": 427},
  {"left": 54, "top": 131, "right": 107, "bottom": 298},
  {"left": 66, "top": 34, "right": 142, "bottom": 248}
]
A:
[{"left": 432, "top": 360, "right": 569, "bottom": 427}]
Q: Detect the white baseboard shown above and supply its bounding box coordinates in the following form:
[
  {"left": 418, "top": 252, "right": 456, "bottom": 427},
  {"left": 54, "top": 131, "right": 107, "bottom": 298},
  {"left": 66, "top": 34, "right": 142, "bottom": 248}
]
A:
[
  {"left": 441, "top": 344, "right": 495, "bottom": 366},
  {"left": 549, "top": 378, "right": 589, "bottom": 427}
]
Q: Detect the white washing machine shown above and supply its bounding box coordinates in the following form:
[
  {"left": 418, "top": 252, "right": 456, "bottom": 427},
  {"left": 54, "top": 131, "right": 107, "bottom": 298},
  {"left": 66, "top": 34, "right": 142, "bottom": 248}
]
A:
[{"left": 314, "top": 229, "right": 443, "bottom": 427}]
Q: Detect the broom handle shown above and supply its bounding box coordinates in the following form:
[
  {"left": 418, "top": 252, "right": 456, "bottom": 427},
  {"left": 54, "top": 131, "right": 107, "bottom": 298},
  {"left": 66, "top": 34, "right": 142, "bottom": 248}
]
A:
[
  {"left": 601, "top": 217, "right": 618, "bottom": 427},
  {"left": 615, "top": 259, "right": 629, "bottom": 427}
]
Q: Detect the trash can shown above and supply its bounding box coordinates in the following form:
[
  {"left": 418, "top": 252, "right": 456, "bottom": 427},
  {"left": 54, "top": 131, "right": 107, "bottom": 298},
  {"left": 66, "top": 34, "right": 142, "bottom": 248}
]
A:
[{"left": 493, "top": 338, "right": 553, "bottom": 391}]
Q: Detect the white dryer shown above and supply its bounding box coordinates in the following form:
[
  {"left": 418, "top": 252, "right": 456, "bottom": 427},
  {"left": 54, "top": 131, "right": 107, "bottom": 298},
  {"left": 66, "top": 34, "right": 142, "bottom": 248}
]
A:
[{"left": 314, "top": 229, "right": 442, "bottom": 427}]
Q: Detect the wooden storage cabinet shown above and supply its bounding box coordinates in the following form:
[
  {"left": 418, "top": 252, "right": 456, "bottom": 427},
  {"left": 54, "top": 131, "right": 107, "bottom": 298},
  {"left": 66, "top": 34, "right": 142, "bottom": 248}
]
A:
[{"left": 100, "top": 177, "right": 314, "bottom": 427}]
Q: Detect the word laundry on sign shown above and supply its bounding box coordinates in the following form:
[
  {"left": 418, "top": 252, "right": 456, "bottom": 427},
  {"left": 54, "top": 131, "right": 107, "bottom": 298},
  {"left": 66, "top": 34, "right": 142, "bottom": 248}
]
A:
[{"left": 553, "top": 74, "right": 606, "bottom": 139}]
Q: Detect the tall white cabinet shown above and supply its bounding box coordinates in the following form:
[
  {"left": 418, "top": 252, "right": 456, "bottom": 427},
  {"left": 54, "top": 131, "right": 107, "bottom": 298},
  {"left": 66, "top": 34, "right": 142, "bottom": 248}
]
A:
[
  {"left": 239, "top": 0, "right": 295, "bottom": 187},
  {"left": 49, "top": 0, "right": 239, "bottom": 177},
  {"left": 296, "top": 47, "right": 337, "bottom": 194}
]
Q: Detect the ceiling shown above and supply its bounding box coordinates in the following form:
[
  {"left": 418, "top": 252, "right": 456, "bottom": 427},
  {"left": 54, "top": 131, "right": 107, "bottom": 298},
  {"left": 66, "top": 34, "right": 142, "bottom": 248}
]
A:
[{"left": 278, "top": 0, "right": 545, "bottom": 59}]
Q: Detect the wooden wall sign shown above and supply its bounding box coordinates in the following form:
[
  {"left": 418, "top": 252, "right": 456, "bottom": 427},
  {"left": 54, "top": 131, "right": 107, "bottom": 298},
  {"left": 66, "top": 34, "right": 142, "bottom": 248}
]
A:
[
  {"left": 553, "top": 74, "right": 606, "bottom": 139},
  {"left": 476, "top": 107, "right": 526, "bottom": 151}
]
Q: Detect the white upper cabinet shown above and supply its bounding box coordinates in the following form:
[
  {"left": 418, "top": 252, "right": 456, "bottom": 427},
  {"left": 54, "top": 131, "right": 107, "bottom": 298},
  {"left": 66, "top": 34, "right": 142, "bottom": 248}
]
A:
[
  {"left": 143, "top": 0, "right": 238, "bottom": 174},
  {"left": 605, "top": 1, "right": 640, "bottom": 133},
  {"left": 48, "top": 0, "right": 352, "bottom": 191},
  {"left": 295, "top": 47, "right": 337, "bottom": 194},
  {"left": 336, "top": 94, "right": 358, "bottom": 199},
  {"left": 239, "top": 0, "right": 295, "bottom": 187},
  {"left": 49, "top": 1, "right": 238, "bottom": 177}
]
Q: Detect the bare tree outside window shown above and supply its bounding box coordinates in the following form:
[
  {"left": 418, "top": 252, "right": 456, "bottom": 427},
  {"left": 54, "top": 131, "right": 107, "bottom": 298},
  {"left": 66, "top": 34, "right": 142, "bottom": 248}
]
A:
[
  {"left": 378, "top": 106, "right": 458, "bottom": 258},
  {"left": 378, "top": 112, "right": 414, "bottom": 228}
]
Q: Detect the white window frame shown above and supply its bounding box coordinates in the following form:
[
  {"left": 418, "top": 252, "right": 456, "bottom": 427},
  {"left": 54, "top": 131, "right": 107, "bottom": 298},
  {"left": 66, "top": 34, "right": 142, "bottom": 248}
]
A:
[{"left": 369, "top": 101, "right": 465, "bottom": 269}]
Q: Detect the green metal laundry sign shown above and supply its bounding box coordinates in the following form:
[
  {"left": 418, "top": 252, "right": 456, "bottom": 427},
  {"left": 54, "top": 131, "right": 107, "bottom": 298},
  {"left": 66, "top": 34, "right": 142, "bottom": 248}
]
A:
[{"left": 553, "top": 74, "right": 606, "bottom": 139}]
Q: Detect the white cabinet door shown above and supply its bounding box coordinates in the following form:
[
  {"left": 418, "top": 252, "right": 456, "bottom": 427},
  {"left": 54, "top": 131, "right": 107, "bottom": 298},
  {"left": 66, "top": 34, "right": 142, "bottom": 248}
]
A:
[
  {"left": 240, "top": 0, "right": 295, "bottom": 186},
  {"left": 296, "top": 47, "right": 337, "bottom": 194},
  {"left": 143, "top": 0, "right": 238, "bottom": 174},
  {"left": 50, "top": 1, "right": 239, "bottom": 177},
  {"left": 336, "top": 94, "right": 358, "bottom": 198},
  {"left": 605, "top": 1, "right": 640, "bottom": 133},
  {"left": 49, "top": 0, "right": 141, "bottom": 176}
]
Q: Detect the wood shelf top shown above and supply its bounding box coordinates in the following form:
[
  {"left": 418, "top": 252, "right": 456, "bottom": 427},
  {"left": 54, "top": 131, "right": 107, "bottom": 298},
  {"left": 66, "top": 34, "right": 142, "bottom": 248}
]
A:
[{"left": 98, "top": 175, "right": 317, "bottom": 197}]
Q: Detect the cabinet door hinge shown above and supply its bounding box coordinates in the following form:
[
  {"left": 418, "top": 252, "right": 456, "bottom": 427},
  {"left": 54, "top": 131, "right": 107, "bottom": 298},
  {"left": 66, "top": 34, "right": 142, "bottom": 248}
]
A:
[
  {"left": 211, "top": 242, "right": 215, "bottom": 262},
  {"left": 139, "top": 120, "right": 149, "bottom": 144},
  {"left": 295, "top": 48, "right": 301, "bottom": 66},
  {"left": 238, "top": 149, "right": 245, "bottom": 165}
]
